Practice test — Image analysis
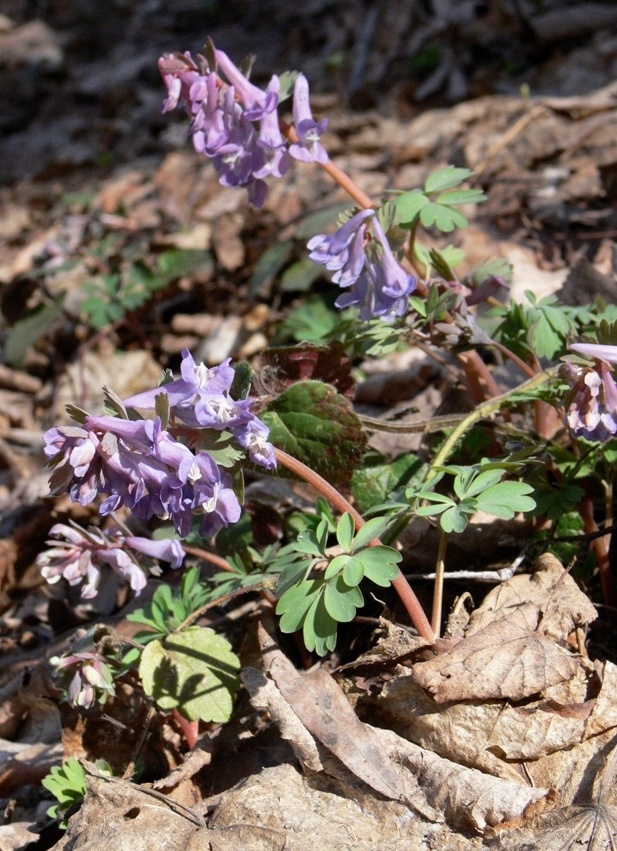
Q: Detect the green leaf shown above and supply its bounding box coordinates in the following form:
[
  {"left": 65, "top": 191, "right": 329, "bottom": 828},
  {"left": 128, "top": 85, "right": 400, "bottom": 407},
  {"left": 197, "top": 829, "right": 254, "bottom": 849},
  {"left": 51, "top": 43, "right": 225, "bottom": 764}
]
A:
[
  {"left": 139, "top": 626, "right": 240, "bottom": 723},
  {"left": 435, "top": 188, "right": 485, "bottom": 206},
  {"left": 419, "top": 203, "right": 468, "bottom": 233},
  {"left": 336, "top": 512, "right": 355, "bottom": 551},
  {"left": 324, "top": 578, "right": 361, "bottom": 622},
  {"left": 354, "top": 546, "right": 401, "bottom": 586},
  {"left": 277, "top": 579, "right": 322, "bottom": 632},
  {"left": 5, "top": 301, "right": 65, "bottom": 366},
  {"left": 425, "top": 166, "right": 473, "bottom": 193},
  {"left": 303, "top": 595, "right": 338, "bottom": 656},
  {"left": 475, "top": 481, "right": 536, "bottom": 518},
  {"left": 249, "top": 240, "right": 294, "bottom": 296},
  {"left": 343, "top": 557, "right": 365, "bottom": 586},
  {"left": 460, "top": 468, "right": 505, "bottom": 498},
  {"left": 439, "top": 505, "right": 470, "bottom": 533},
  {"left": 389, "top": 190, "right": 429, "bottom": 225},
  {"left": 261, "top": 380, "right": 367, "bottom": 485},
  {"left": 324, "top": 553, "right": 351, "bottom": 580},
  {"left": 351, "top": 452, "right": 425, "bottom": 514},
  {"left": 351, "top": 516, "right": 392, "bottom": 550},
  {"left": 277, "top": 294, "right": 339, "bottom": 344}
]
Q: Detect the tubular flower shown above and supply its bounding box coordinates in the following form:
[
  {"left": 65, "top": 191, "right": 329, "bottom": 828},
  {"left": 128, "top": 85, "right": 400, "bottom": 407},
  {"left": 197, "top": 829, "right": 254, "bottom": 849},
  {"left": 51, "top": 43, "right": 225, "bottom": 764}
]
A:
[
  {"left": 50, "top": 646, "right": 115, "bottom": 709},
  {"left": 562, "top": 343, "right": 617, "bottom": 441},
  {"left": 288, "top": 73, "right": 329, "bottom": 164},
  {"left": 123, "top": 348, "right": 276, "bottom": 470},
  {"left": 158, "top": 47, "right": 326, "bottom": 206},
  {"left": 309, "top": 211, "right": 416, "bottom": 320},
  {"left": 37, "top": 522, "right": 185, "bottom": 599}
]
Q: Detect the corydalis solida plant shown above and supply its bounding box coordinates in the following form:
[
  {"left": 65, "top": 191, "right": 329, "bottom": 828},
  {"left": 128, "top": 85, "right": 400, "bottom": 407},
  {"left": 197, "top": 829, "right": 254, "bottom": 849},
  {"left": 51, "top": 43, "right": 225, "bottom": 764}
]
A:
[{"left": 157, "top": 45, "right": 417, "bottom": 322}]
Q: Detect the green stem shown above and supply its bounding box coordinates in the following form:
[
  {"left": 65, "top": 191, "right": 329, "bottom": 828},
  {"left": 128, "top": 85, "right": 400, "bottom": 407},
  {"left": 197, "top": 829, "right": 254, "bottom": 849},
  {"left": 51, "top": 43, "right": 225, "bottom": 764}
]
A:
[
  {"left": 274, "top": 447, "right": 435, "bottom": 642},
  {"left": 424, "top": 366, "right": 558, "bottom": 482},
  {"left": 431, "top": 530, "right": 448, "bottom": 638}
]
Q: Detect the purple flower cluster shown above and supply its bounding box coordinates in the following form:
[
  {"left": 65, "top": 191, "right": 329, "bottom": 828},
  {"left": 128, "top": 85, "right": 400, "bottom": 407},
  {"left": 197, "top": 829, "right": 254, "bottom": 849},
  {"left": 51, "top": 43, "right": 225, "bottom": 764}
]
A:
[
  {"left": 123, "top": 349, "right": 276, "bottom": 470},
  {"left": 562, "top": 343, "right": 617, "bottom": 442},
  {"left": 158, "top": 48, "right": 328, "bottom": 207},
  {"left": 308, "top": 210, "right": 417, "bottom": 320},
  {"left": 43, "top": 351, "right": 275, "bottom": 543},
  {"left": 37, "top": 523, "right": 184, "bottom": 599}
]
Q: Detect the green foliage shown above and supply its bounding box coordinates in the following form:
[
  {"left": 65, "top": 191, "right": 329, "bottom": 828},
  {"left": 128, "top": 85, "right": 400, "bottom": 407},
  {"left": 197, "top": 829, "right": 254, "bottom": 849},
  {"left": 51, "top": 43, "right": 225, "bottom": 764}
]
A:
[
  {"left": 42, "top": 758, "right": 112, "bottom": 827},
  {"left": 351, "top": 451, "right": 426, "bottom": 514},
  {"left": 390, "top": 166, "right": 486, "bottom": 234},
  {"left": 5, "top": 301, "right": 65, "bottom": 367},
  {"left": 276, "top": 514, "right": 401, "bottom": 656},
  {"left": 412, "top": 461, "right": 536, "bottom": 534},
  {"left": 127, "top": 567, "right": 211, "bottom": 643},
  {"left": 261, "top": 380, "right": 367, "bottom": 484},
  {"left": 139, "top": 626, "right": 240, "bottom": 723},
  {"left": 487, "top": 292, "right": 615, "bottom": 361},
  {"left": 81, "top": 249, "right": 213, "bottom": 329},
  {"left": 276, "top": 293, "right": 340, "bottom": 344}
]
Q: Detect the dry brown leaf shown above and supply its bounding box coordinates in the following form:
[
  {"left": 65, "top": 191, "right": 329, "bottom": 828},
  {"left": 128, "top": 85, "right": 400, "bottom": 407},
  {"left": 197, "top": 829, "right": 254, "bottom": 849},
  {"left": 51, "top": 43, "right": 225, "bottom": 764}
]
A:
[
  {"left": 467, "top": 553, "right": 597, "bottom": 642},
  {"left": 268, "top": 656, "right": 418, "bottom": 808},
  {"left": 413, "top": 602, "right": 580, "bottom": 703},
  {"left": 252, "top": 622, "right": 551, "bottom": 832},
  {"left": 490, "top": 738, "right": 617, "bottom": 850}
]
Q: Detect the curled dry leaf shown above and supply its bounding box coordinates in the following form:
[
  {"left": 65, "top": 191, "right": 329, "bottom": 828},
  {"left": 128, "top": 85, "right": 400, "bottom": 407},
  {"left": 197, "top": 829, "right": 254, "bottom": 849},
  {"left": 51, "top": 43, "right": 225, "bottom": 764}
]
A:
[
  {"left": 249, "top": 621, "right": 551, "bottom": 833},
  {"left": 466, "top": 553, "right": 597, "bottom": 642},
  {"left": 413, "top": 601, "right": 580, "bottom": 703}
]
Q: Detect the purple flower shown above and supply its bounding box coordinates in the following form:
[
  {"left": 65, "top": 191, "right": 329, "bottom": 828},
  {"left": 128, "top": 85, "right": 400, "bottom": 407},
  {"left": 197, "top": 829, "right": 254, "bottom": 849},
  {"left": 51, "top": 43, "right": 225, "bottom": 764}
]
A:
[
  {"left": 289, "top": 74, "right": 329, "bottom": 165},
  {"left": 214, "top": 50, "right": 279, "bottom": 121},
  {"left": 311, "top": 212, "right": 416, "bottom": 320},
  {"left": 308, "top": 209, "right": 374, "bottom": 286},
  {"left": 562, "top": 344, "right": 617, "bottom": 441},
  {"left": 569, "top": 343, "right": 617, "bottom": 364},
  {"left": 123, "top": 349, "right": 276, "bottom": 470},
  {"left": 254, "top": 82, "right": 292, "bottom": 180}
]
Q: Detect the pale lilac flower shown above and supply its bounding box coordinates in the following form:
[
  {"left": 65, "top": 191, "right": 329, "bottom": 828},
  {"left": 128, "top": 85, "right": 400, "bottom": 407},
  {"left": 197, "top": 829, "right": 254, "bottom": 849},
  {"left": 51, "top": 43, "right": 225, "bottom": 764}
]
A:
[
  {"left": 563, "top": 344, "right": 617, "bottom": 441},
  {"left": 308, "top": 209, "right": 374, "bottom": 286},
  {"left": 43, "top": 411, "right": 244, "bottom": 535},
  {"left": 37, "top": 523, "right": 185, "bottom": 599},
  {"left": 50, "top": 646, "right": 115, "bottom": 709},
  {"left": 254, "top": 81, "right": 292, "bottom": 180},
  {"left": 214, "top": 50, "right": 279, "bottom": 121},
  {"left": 569, "top": 343, "right": 617, "bottom": 364},
  {"left": 289, "top": 74, "right": 329, "bottom": 165}
]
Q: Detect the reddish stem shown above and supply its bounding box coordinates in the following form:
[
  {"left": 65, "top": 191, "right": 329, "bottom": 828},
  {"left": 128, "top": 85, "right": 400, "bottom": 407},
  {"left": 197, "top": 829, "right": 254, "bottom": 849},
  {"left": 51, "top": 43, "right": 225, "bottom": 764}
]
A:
[
  {"left": 280, "top": 121, "right": 374, "bottom": 210},
  {"left": 274, "top": 447, "right": 435, "bottom": 642},
  {"left": 171, "top": 709, "right": 200, "bottom": 749},
  {"left": 579, "top": 493, "right": 614, "bottom": 608}
]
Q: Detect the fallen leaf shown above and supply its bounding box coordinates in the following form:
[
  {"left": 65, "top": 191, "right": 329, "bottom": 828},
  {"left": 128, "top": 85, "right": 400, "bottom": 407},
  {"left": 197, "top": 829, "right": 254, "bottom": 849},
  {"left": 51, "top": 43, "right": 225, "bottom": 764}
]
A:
[{"left": 413, "top": 602, "right": 580, "bottom": 702}]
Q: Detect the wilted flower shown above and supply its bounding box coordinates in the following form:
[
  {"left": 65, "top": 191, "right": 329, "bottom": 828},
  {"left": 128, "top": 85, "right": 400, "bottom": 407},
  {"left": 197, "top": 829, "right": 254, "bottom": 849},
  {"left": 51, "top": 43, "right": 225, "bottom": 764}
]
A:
[{"left": 562, "top": 343, "right": 617, "bottom": 441}]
